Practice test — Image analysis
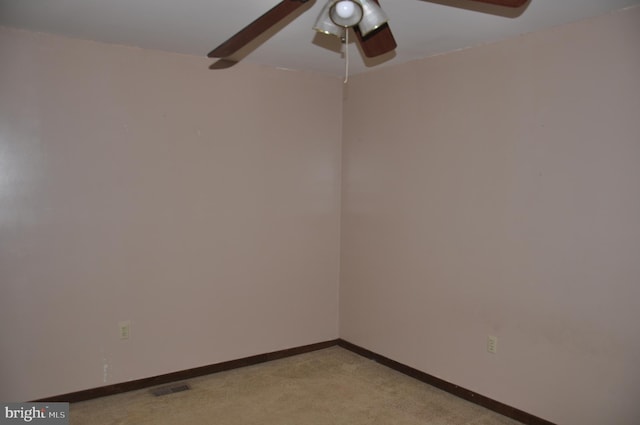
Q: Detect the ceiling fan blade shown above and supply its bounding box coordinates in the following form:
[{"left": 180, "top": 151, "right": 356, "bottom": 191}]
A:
[
  {"left": 466, "top": 0, "right": 528, "bottom": 6},
  {"left": 352, "top": 0, "right": 396, "bottom": 58},
  {"left": 354, "top": 23, "right": 397, "bottom": 58},
  {"left": 208, "top": 0, "right": 310, "bottom": 58}
]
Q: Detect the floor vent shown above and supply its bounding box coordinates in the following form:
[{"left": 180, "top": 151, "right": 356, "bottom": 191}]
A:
[{"left": 150, "top": 383, "right": 191, "bottom": 397}]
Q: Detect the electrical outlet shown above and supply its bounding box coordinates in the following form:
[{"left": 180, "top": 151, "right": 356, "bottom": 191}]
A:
[
  {"left": 119, "top": 320, "right": 131, "bottom": 340},
  {"left": 487, "top": 335, "right": 498, "bottom": 354}
]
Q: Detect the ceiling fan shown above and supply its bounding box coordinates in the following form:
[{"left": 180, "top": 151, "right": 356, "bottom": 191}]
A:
[{"left": 207, "top": 0, "right": 528, "bottom": 61}]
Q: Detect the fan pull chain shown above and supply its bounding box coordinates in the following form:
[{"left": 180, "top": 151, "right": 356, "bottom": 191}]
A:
[{"left": 344, "top": 29, "right": 349, "bottom": 84}]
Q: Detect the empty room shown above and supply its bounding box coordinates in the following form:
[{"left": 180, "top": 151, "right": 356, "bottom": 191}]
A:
[{"left": 1, "top": 1, "right": 639, "bottom": 424}]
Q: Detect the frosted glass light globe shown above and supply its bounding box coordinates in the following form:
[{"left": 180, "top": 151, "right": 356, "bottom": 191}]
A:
[{"left": 335, "top": 1, "right": 356, "bottom": 19}]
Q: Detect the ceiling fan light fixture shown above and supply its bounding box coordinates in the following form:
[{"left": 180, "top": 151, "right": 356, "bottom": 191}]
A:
[
  {"left": 313, "top": 1, "right": 346, "bottom": 38},
  {"left": 329, "top": 0, "right": 363, "bottom": 28},
  {"left": 357, "top": 0, "right": 389, "bottom": 36},
  {"left": 335, "top": 1, "right": 357, "bottom": 19}
]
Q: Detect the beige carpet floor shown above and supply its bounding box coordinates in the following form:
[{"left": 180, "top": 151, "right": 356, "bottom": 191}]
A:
[{"left": 70, "top": 347, "right": 523, "bottom": 425}]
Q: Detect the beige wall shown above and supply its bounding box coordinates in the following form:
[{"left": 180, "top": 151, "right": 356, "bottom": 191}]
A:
[
  {"left": 340, "top": 6, "right": 640, "bottom": 425},
  {"left": 0, "top": 28, "right": 342, "bottom": 401}
]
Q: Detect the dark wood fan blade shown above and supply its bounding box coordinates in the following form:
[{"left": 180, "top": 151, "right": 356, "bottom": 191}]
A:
[
  {"left": 354, "top": 23, "right": 397, "bottom": 58},
  {"left": 353, "top": 0, "right": 396, "bottom": 58},
  {"left": 208, "top": 0, "right": 310, "bottom": 58},
  {"left": 467, "top": 0, "right": 528, "bottom": 6}
]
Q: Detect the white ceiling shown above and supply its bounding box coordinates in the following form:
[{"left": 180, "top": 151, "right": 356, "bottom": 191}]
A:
[{"left": 1, "top": 0, "right": 639, "bottom": 76}]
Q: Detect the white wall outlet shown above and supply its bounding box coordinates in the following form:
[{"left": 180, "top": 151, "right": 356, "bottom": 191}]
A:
[
  {"left": 118, "top": 320, "right": 131, "bottom": 340},
  {"left": 487, "top": 335, "right": 498, "bottom": 354}
]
